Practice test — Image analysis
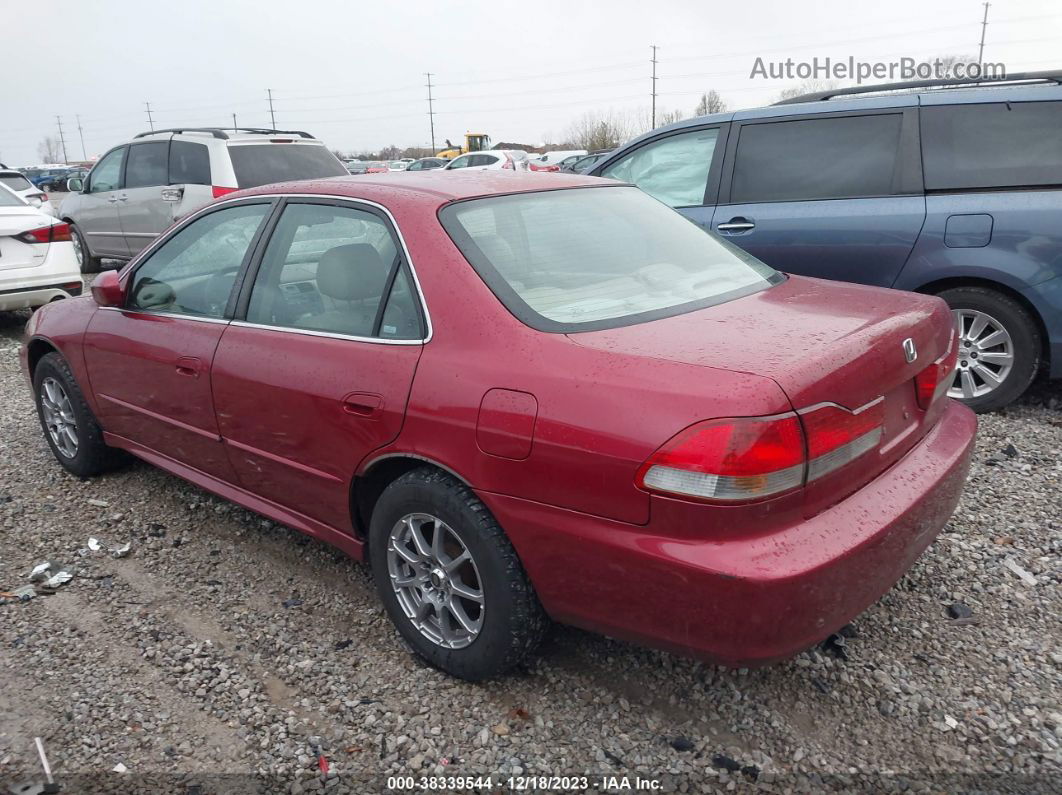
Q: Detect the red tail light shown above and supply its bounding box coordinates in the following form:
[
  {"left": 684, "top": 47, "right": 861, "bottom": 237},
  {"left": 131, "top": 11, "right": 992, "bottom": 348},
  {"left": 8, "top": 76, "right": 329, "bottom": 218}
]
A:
[
  {"left": 502, "top": 155, "right": 515, "bottom": 170},
  {"left": 915, "top": 339, "right": 958, "bottom": 409},
  {"left": 16, "top": 222, "right": 71, "bottom": 244},
  {"left": 637, "top": 401, "right": 885, "bottom": 503},
  {"left": 212, "top": 185, "right": 238, "bottom": 199}
]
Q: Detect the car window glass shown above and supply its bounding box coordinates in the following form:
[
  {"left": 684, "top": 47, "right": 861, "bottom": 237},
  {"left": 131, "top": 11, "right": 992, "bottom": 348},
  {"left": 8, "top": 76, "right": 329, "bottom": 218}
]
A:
[
  {"left": 731, "top": 114, "right": 902, "bottom": 203},
  {"left": 0, "top": 185, "right": 24, "bottom": 206},
  {"left": 921, "top": 101, "right": 1062, "bottom": 190},
  {"left": 602, "top": 129, "right": 719, "bottom": 207},
  {"left": 169, "top": 140, "right": 211, "bottom": 185},
  {"left": 125, "top": 142, "right": 169, "bottom": 189},
  {"left": 0, "top": 174, "right": 33, "bottom": 191},
  {"left": 246, "top": 203, "right": 420, "bottom": 339},
  {"left": 227, "top": 144, "right": 347, "bottom": 188},
  {"left": 448, "top": 156, "right": 470, "bottom": 169},
  {"left": 129, "top": 203, "right": 268, "bottom": 317},
  {"left": 89, "top": 148, "right": 125, "bottom": 193}
]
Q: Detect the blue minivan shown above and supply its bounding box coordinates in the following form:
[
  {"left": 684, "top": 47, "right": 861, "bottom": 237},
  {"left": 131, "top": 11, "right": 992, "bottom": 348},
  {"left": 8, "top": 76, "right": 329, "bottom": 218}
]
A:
[{"left": 591, "top": 72, "right": 1062, "bottom": 411}]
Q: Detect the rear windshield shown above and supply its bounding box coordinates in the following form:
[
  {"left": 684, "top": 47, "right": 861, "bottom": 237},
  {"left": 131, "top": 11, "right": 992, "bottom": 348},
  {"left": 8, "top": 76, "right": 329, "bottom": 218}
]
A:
[
  {"left": 440, "top": 186, "right": 781, "bottom": 332},
  {"left": 0, "top": 174, "right": 33, "bottom": 191},
  {"left": 228, "top": 144, "right": 347, "bottom": 189}
]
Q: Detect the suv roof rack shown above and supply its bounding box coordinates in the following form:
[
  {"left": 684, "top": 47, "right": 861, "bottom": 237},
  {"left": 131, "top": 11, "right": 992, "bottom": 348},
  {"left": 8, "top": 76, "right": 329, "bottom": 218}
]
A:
[
  {"left": 133, "top": 127, "right": 316, "bottom": 140},
  {"left": 773, "top": 69, "right": 1062, "bottom": 105}
]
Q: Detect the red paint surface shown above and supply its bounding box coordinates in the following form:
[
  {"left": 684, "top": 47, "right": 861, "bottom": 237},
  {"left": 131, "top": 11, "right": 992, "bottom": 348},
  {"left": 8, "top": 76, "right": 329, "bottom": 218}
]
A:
[{"left": 23, "top": 172, "right": 978, "bottom": 664}]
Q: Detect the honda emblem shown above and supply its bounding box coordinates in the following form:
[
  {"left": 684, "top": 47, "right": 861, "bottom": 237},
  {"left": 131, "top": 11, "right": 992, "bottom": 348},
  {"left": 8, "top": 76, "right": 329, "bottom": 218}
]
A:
[{"left": 903, "top": 338, "right": 917, "bottom": 364}]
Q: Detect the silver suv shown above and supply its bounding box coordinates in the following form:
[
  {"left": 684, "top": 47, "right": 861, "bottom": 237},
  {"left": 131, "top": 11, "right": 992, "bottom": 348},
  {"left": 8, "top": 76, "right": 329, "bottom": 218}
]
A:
[{"left": 61, "top": 127, "right": 348, "bottom": 272}]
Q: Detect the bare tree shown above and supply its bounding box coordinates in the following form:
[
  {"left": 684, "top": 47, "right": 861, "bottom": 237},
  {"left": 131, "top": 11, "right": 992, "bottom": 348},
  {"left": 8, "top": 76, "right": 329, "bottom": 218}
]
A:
[
  {"left": 656, "top": 109, "right": 685, "bottom": 127},
  {"left": 694, "top": 90, "right": 728, "bottom": 116},
  {"left": 776, "top": 79, "right": 841, "bottom": 102},
  {"left": 379, "top": 144, "right": 402, "bottom": 160},
  {"left": 565, "top": 110, "right": 636, "bottom": 151},
  {"left": 37, "top": 136, "right": 63, "bottom": 163}
]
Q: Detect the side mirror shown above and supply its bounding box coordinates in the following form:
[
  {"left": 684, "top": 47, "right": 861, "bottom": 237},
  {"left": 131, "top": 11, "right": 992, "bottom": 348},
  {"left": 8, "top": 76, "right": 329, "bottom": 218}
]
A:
[
  {"left": 91, "top": 270, "right": 125, "bottom": 307},
  {"left": 67, "top": 177, "right": 83, "bottom": 192}
]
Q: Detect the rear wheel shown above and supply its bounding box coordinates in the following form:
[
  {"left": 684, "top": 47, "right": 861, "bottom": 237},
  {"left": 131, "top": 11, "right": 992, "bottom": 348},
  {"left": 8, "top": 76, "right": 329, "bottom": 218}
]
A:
[
  {"left": 937, "top": 286, "right": 1041, "bottom": 413},
  {"left": 369, "top": 467, "right": 548, "bottom": 680},
  {"left": 69, "top": 223, "right": 101, "bottom": 274}
]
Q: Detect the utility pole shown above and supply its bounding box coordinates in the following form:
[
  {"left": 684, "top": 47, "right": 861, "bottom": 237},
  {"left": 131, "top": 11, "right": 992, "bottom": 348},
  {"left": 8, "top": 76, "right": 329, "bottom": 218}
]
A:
[
  {"left": 232, "top": 112, "right": 238, "bottom": 132},
  {"left": 978, "top": 2, "right": 990, "bottom": 64},
  {"left": 650, "top": 45, "right": 659, "bottom": 129},
  {"left": 425, "top": 72, "right": 436, "bottom": 154},
  {"left": 55, "top": 116, "right": 69, "bottom": 164},
  {"left": 267, "top": 89, "right": 276, "bottom": 129},
  {"left": 75, "top": 114, "right": 87, "bottom": 160},
  {"left": 144, "top": 101, "right": 155, "bottom": 132}
]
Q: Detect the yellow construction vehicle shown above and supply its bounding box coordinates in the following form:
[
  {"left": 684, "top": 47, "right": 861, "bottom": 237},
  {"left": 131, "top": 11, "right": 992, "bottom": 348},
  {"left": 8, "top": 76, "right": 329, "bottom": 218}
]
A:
[{"left": 437, "top": 133, "right": 492, "bottom": 160}]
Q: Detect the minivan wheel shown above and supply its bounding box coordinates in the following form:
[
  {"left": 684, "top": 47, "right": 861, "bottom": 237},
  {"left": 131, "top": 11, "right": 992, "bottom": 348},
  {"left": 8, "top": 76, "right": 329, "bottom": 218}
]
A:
[
  {"left": 937, "top": 286, "right": 1041, "bottom": 413},
  {"left": 69, "top": 223, "right": 101, "bottom": 273},
  {"left": 33, "top": 352, "right": 123, "bottom": 477},
  {"left": 369, "top": 467, "right": 548, "bottom": 681}
]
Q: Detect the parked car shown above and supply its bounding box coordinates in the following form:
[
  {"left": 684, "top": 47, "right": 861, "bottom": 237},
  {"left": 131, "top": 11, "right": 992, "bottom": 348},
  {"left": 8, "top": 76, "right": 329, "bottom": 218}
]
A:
[
  {"left": 26, "top": 167, "right": 71, "bottom": 191},
  {"left": 443, "top": 150, "right": 529, "bottom": 171},
  {"left": 528, "top": 149, "right": 588, "bottom": 172},
  {"left": 345, "top": 160, "right": 368, "bottom": 175},
  {"left": 562, "top": 150, "right": 611, "bottom": 174},
  {"left": 46, "top": 167, "right": 88, "bottom": 192},
  {"left": 364, "top": 162, "right": 390, "bottom": 174},
  {"left": 0, "top": 168, "right": 55, "bottom": 216},
  {"left": 0, "top": 183, "right": 82, "bottom": 312},
  {"left": 388, "top": 161, "right": 410, "bottom": 171},
  {"left": 23, "top": 171, "right": 975, "bottom": 680},
  {"left": 592, "top": 71, "right": 1062, "bottom": 412},
  {"left": 405, "top": 157, "right": 447, "bottom": 172},
  {"left": 59, "top": 127, "right": 347, "bottom": 273}
]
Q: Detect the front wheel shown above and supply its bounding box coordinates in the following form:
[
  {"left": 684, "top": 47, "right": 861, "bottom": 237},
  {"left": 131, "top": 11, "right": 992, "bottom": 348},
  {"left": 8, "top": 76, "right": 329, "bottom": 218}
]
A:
[
  {"left": 937, "top": 286, "right": 1041, "bottom": 413},
  {"left": 369, "top": 467, "right": 548, "bottom": 681}
]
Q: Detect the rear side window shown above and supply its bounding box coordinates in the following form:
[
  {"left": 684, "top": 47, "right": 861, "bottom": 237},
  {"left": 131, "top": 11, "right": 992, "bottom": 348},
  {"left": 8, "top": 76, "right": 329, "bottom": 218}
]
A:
[
  {"left": 602, "top": 128, "right": 719, "bottom": 208},
  {"left": 921, "top": 102, "right": 1062, "bottom": 190},
  {"left": 169, "top": 141, "right": 210, "bottom": 185},
  {"left": 227, "top": 144, "right": 347, "bottom": 189},
  {"left": 125, "top": 142, "right": 169, "bottom": 189},
  {"left": 731, "top": 114, "right": 902, "bottom": 203}
]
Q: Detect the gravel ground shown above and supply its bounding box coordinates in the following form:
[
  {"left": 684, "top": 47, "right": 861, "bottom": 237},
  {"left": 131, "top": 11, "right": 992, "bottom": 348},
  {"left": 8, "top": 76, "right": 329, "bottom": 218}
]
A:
[{"left": 0, "top": 308, "right": 1059, "bottom": 794}]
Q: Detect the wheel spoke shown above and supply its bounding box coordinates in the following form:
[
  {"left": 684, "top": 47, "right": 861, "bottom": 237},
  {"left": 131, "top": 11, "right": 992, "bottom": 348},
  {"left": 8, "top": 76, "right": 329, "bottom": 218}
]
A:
[
  {"left": 392, "top": 540, "right": 421, "bottom": 565},
  {"left": 414, "top": 597, "right": 433, "bottom": 624},
  {"left": 392, "top": 571, "right": 422, "bottom": 588},
  {"left": 409, "top": 518, "right": 432, "bottom": 558},
  {"left": 960, "top": 368, "right": 977, "bottom": 399},
  {"left": 972, "top": 363, "right": 1003, "bottom": 387},
  {"left": 451, "top": 580, "right": 484, "bottom": 603},
  {"left": 977, "top": 351, "right": 1013, "bottom": 365},
  {"left": 443, "top": 549, "right": 470, "bottom": 574},
  {"left": 446, "top": 598, "right": 479, "bottom": 634},
  {"left": 976, "top": 329, "right": 1008, "bottom": 350},
  {"left": 967, "top": 313, "right": 988, "bottom": 342}
]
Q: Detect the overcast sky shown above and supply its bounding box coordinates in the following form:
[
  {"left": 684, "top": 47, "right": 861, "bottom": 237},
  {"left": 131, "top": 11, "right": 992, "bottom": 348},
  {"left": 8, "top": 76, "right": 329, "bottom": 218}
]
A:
[{"left": 4, "top": 0, "right": 1060, "bottom": 165}]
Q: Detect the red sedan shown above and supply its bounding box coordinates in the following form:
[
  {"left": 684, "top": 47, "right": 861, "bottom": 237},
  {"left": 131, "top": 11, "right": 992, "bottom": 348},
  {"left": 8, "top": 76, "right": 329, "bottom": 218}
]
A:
[{"left": 22, "top": 172, "right": 976, "bottom": 680}]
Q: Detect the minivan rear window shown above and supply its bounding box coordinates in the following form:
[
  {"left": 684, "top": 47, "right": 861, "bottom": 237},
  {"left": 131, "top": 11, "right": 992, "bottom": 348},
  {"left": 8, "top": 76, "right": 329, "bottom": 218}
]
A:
[
  {"left": 228, "top": 144, "right": 348, "bottom": 189},
  {"left": 440, "top": 186, "right": 781, "bottom": 332},
  {"left": 921, "top": 101, "right": 1062, "bottom": 190}
]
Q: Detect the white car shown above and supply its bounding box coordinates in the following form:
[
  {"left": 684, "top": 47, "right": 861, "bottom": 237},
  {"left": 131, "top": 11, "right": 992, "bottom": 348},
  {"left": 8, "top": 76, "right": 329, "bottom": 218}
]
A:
[
  {"left": 528, "top": 150, "right": 588, "bottom": 172},
  {"left": 0, "top": 184, "right": 82, "bottom": 311},
  {"left": 0, "top": 169, "right": 56, "bottom": 216},
  {"left": 442, "top": 150, "right": 529, "bottom": 171}
]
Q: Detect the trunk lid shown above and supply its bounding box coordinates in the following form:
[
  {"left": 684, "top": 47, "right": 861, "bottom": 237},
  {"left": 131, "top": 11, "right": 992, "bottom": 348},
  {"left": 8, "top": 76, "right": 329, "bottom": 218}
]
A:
[
  {"left": 569, "top": 275, "right": 956, "bottom": 513},
  {"left": 0, "top": 207, "right": 55, "bottom": 271}
]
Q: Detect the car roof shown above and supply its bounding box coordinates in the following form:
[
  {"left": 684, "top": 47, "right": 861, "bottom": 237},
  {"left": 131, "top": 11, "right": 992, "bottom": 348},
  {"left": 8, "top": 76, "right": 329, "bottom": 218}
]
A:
[{"left": 234, "top": 171, "right": 615, "bottom": 204}]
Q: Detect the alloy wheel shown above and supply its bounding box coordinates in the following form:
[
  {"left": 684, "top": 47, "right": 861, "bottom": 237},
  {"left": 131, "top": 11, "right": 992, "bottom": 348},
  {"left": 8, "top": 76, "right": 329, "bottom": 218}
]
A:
[
  {"left": 386, "top": 513, "right": 484, "bottom": 649},
  {"left": 949, "top": 308, "right": 1015, "bottom": 400},
  {"left": 71, "top": 230, "right": 84, "bottom": 267},
  {"left": 40, "top": 376, "right": 79, "bottom": 458}
]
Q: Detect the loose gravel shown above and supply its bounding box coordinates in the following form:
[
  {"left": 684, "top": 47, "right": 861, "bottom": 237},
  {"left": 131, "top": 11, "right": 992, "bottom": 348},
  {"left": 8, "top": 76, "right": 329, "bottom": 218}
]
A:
[{"left": 0, "top": 308, "right": 1059, "bottom": 794}]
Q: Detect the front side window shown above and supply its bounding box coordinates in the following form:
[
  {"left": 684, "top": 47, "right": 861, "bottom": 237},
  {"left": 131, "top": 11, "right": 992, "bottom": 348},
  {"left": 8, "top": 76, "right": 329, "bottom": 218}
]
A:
[
  {"left": 447, "top": 156, "right": 472, "bottom": 169},
  {"left": 921, "top": 101, "right": 1062, "bottom": 190},
  {"left": 128, "top": 203, "right": 269, "bottom": 317},
  {"left": 731, "top": 114, "right": 902, "bottom": 203},
  {"left": 227, "top": 144, "right": 347, "bottom": 189},
  {"left": 125, "top": 142, "right": 169, "bottom": 189},
  {"left": 246, "top": 202, "right": 422, "bottom": 340},
  {"left": 602, "top": 128, "right": 719, "bottom": 207},
  {"left": 89, "top": 147, "right": 125, "bottom": 193},
  {"left": 440, "top": 186, "right": 780, "bottom": 332}
]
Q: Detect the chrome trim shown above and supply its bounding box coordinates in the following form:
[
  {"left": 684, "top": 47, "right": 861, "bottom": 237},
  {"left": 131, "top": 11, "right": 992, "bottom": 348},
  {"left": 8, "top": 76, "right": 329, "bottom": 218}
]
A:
[
  {"left": 230, "top": 320, "right": 423, "bottom": 346},
  {"left": 97, "top": 306, "right": 231, "bottom": 325},
  {"left": 117, "top": 193, "right": 434, "bottom": 343},
  {"left": 123, "top": 231, "right": 158, "bottom": 239}
]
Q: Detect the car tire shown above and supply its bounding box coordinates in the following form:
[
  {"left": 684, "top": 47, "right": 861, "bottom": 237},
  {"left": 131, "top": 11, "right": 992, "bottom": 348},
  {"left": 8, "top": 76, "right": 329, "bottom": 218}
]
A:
[
  {"left": 368, "top": 466, "right": 548, "bottom": 681},
  {"left": 936, "top": 286, "right": 1041, "bottom": 413},
  {"left": 33, "top": 352, "right": 123, "bottom": 477},
  {"left": 69, "top": 223, "right": 101, "bottom": 274}
]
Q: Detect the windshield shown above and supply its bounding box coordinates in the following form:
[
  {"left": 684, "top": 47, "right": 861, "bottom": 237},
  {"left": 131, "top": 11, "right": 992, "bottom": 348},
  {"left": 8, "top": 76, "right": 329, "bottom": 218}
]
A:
[
  {"left": 0, "top": 174, "right": 33, "bottom": 191},
  {"left": 440, "top": 186, "right": 781, "bottom": 332},
  {"left": 228, "top": 144, "right": 347, "bottom": 188}
]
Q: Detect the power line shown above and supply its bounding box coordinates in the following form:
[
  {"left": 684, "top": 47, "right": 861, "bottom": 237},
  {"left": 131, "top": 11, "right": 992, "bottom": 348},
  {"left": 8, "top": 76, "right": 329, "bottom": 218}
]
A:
[
  {"left": 144, "top": 101, "right": 154, "bottom": 131},
  {"left": 979, "top": 2, "right": 991, "bottom": 63},
  {"left": 267, "top": 89, "right": 276, "bottom": 128},
  {"left": 650, "top": 45, "right": 658, "bottom": 129},
  {"left": 425, "top": 72, "right": 436, "bottom": 154},
  {"left": 55, "top": 116, "right": 69, "bottom": 163}
]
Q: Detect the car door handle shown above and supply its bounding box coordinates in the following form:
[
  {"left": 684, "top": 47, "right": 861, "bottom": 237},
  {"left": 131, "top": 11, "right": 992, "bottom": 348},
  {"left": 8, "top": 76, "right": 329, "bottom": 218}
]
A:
[
  {"left": 175, "top": 356, "right": 201, "bottom": 378},
  {"left": 107, "top": 196, "right": 119, "bottom": 203},
  {"left": 117, "top": 194, "right": 128, "bottom": 202},
  {"left": 717, "top": 217, "right": 755, "bottom": 233},
  {"left": 341, "top": 392, "right": 382, "bottom": 417}
]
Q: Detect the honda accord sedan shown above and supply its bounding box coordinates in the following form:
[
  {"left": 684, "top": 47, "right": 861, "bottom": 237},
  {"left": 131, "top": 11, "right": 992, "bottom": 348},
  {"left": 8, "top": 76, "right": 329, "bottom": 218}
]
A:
[{"left": 22, "top": 172, "right": 977, "bottom": 680}]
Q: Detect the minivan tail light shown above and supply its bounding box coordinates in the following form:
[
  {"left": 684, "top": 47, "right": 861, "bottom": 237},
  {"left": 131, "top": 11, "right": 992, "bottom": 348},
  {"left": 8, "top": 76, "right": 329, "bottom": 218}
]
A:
[
  {"left": 637, "top": 414, "right": 806, "bottom": 502},
  {"left": 915, "top": 337, "right": 959, "bottom": 409},
  {"left": 16, "top": 222, "right": 71, "bottom": 244},
  {"left": 212, "top": 186, "right": 238, "bottom": 199}
]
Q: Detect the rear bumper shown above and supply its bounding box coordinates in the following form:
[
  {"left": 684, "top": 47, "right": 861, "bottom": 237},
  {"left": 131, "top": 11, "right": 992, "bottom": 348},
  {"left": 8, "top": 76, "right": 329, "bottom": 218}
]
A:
[
  {"left": 0, "top": 280, "right": 82, "bottom": 312},
  {"left": 483, "top": 399, "right": 976, "bottom": 666}
]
